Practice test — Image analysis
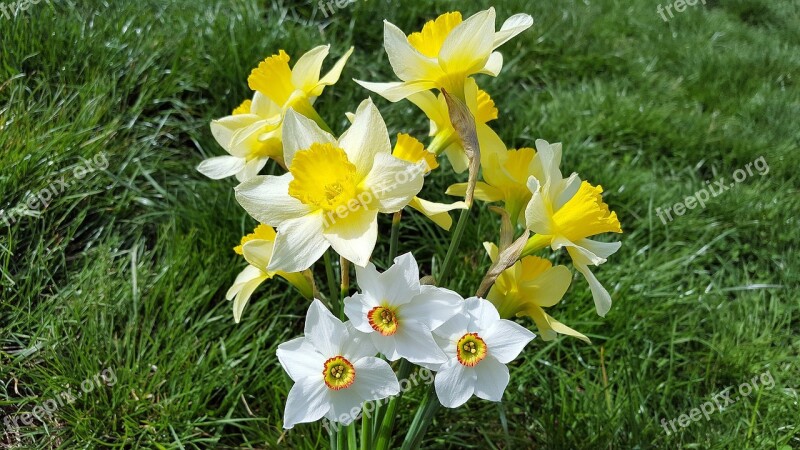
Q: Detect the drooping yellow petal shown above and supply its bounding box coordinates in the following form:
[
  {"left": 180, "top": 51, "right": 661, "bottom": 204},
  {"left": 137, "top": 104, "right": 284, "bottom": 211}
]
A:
[
  {"left": 232, "top": 99, "right": 252, "bottom": 116},
  {"left": 407, "top": 196, "right": 467, "bottom": 230},
  {"left": 248, "top": 50, "right": 294, "bottom": 107},
  {"left": 552, "top": 181, "right": 622, "bottom": 242},
  {"left": 288, "top": 142, "right": 359, "bottom": 211},
  {"left": 407, "top": 12, "right": 463, "bottom": 58},
  {"left": 234, "top": 224, "right": 277, "bottom": 254},
  {"left": 392, "top": 133, "right": 438, "bottom": 173}
]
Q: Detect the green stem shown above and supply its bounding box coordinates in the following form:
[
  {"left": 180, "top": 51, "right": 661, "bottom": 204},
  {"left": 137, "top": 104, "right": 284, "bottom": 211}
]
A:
[
  {"left": 400, "top": 384, "right": 440, "bottom": 450},
  {"left": 360, "top": 403, "right": 372, "bottom": 450},
  {"left": 437, "top": 206, "right": 471, "bottom": 285},
  {"left": 388, "top": 211, "right": 402, "bottom": 262},
  {"left": 374, "top": 360, "right": 412, "bottom": 450},
  {"left": 323, "top": 251, "right": 339, "bottom": 311},
  {"left": 337, "top": 425, "right": 346, "bottom": 449},
  {"left": 347, "top": 423, "right": 357, "bottom": 450},
  {"left": 340, "top": 257, "right": 350, "bottom": 319}
]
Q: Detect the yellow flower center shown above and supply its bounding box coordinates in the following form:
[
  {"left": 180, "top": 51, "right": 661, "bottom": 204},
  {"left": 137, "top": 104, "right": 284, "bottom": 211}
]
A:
[
  {"left": 234, "top": 224, "right": 277, "bottom": 255},
  {"left": 392, "top": 133, "right": 438, "bottom": 173},
  {"left": 407, "top": 12, "right": 463, "bottom": 58},
  {"left": 456, "top": 332, "right": 488, "bottom": 367},
  {"left": 367, "top": 305, "right": 399, "bottom": 336},
  {"left": 323, "top": 356, "right": 356, "bottom": 390},
  {"left": 288, "top": 143, "right": 360, "bottom": 211},
  {"left": 552, "top": 181, "right": 623, "bottom": 242},
  {"left": 248, "top": 50, "right": 295, "bottom": 107}
]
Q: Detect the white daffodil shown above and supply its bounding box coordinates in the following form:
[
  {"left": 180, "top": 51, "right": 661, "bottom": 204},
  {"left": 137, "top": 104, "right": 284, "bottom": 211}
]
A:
[
  {"left": 226, "top": 224, "right": 313, "bottom": 323},
  {"left": 355, "top": 8, "right": 533, "bottom": 101},
  {"left": 277, "top": 300, "right": 400, "bottom": 429},
  {"left": 431, "top": 297, "right": 534, "bottom": 408},
  {"left": 523, "top": 139, "right": 622, "bottom": 317},
  {"left": 344, "top": 252, "right": 463, "bottom": 365},
  {"left": 235, "top": 98, "right": 425, "bottom": 272},
  {"left": 198, "top": 92, "right": 284, "bottom": 182}
]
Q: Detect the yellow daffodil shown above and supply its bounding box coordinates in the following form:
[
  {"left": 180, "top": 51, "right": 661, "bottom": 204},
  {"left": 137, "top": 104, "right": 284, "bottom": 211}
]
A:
[
  {"left": 447, "top": 146, "right": 545, "bottom": 227},
  {"left": 227, "top": 224, "right": 314, "bottom": 323},
  {"left": 484, "top": 242, "right": 589, "bottom": 343},
  {"left": 235, "top": 99, "right": 425, "bottom": 272},
  {"left": 523, "top": 139, "right": 622, "bottom": 317},
  {"left": 249, "top": 45, "right": 354, "bottom": 128},
  {"left": 199, "top": 45, "right": 353, "bottom": 182},
  {"left": 391, "top": 133, "right": 467, "bottom": 230},
  {"left": 355, "top": 8, "right": 533, "bottom": 102},
  {"left": 407, "top": 78, "right": 505, "bottom": 173},
  {"left": 199, "top": 92, "right": 284, "bottom": 181}
]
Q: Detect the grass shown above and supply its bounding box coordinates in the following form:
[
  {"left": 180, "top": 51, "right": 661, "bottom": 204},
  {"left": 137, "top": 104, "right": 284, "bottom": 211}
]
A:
[{"left": 1, "top": 0, "right": 798, "bottom": 448}]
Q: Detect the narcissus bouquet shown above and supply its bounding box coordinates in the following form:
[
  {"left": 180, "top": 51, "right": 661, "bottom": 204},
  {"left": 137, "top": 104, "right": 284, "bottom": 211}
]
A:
[{"left": 199, "top": 7, "right": 622, "bottom": 448}]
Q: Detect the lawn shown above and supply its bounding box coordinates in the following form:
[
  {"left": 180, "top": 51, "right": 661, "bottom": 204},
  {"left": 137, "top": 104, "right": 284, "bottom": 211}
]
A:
[{"left": 1, "top": 0, "right": 798, "bottom": 448}]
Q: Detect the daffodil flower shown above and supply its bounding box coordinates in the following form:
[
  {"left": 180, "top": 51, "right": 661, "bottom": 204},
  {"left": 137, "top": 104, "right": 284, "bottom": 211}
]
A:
[
  {"left": 198, "top": 92, "right": 284, "bottom": 181},
  {"left": 235, "top": 99, "right": 425, "bottom": 272},
  {"left": 484, "top": 242, "right": 589, "bottom": 343},
  {"left": 430, "top": 297, "right": 534, "bottom": 408},
  {"left": 391, "top": 133, "right": 467, "bottom": 230},
  {"left": 249, "top": 45, "right": 354, "bottom": 129},
  {"left": 344, "top": 253, "right": 463, "bottom": 365},
  {"left": 226, "top": 224, "right": 313, "bottom": 323},
  {"left": 355, "top": 8, "right": 533, "bottom": 102},
  {"left": 277, "top": 300, "right": 400, "bottom": 429},
  {"left": 407, "top": 78, "right": 505, "bottom": 173},
  {"left": 447, "top": 146, "right": 543, "bottom": 227},
  {"left": 523, "top": 139, "right": 622, "bottom": 317}
]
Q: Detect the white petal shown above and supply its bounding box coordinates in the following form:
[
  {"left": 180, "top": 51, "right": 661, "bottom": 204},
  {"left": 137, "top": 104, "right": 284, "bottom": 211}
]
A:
[
  {"left": 354, "top": 79, "right": 438, "bottom": 103},
  {"left": 291, "top": 45, "right": 330, "bottom": 92},
  {"left": 401, "top": 285, "right": 463, "bottom": 330},
  {"left": 234, "top": 157, "right": 268, "bottom": 182},
  {"left": 576, "top": 238, "right": 622, "bottom": 261},
  {"left": 304, "top": 299, "right": 347, "bottom": 357},
  {"left": 352, "top": 356, "right": 400, "bottom": 400},
  {"left": 473, "top": 357, "right": 510, "bottom": 402},
  {"left": 434, "top": 359, "right": 477, "bottom": 408},
  {"left": 354, "top": 262, "right": 385, "bottom": 301},
  {"left": 478, "top": 51, "right": 503, "bottom": 76},
  {"left": 284, "top": 375, "right": 330, "bottom": 429},
  {"left": 269, "top": 212, "right": 330, "bottom": 273},
  {"left": 226, "top": 265, "right": 265, "bottom": 300},
  {"left": 277, "top": 337, "right": 327, "bottom": 381},
  {"left": 482, "top": 320, "right": 535, "bottom": 364},
  {"left": 377, "top": 252, "right": 421, "bottom": 306},
  {"left": 317, "top": 46, "right": 355, "bottom": 88},
  {"left": 464, "top": 297, "right": 501, "bottom": 329},
  {"left": 524, "top": 177, "right": 555, "bottom": 235},
  {"left": 363, "top": 154, "right": 425, "bottom": 213},
  {"left": 407, "top": 90, "right": 448, "bottom": 127},
  {"left": 432, "top": 310, "right": 470, "bottom": 342},
  {"left": 370, "top": 333, "right": 400, "bottom": 360},
  {"left": 392, "top": 325, "right": 448, "bottom": 365},
  {"left": 383, "top": 20, "right": 442, "bottom": 81},
  {"left": 226, "top": 265, "right": 268, "bottom": 323},
  {"left": 241, "top": 239, "right": 274, "bottom": 270},
  {"left": 439, "top": 8, "right": 496, "bottom": 75},
  {"left": 282, "top": 109, "right": 336, "bottom": 167},
  {"left": 569, "top": 253, "right": 614, "bottom": 318},
  {"left": 493, "top": 13, "right": 533, "bottom": 49},
  {"left": 197, "top": 155, "right": 246, "bottom": 180},
  {"left": 322, "top": 207, "right": 379, "bottom": 268},
  {"left": 344, "top": 293, "right": 377, "bottom": 333},
  {"left": 210, "top": 115, "right": 259, "bottom": 152},
  {"left": 326, "top": 390, "right": 365, "bottom": 425},
  {"left": 251, "top": 91, "right": 281, "bottom": 117},
  {"left": 337, "top": 98, "right": 391, "bottom": 179},
  {"left": 235, "top": 174, "right": 312, "bottom": 227},
  {"left": 340, "top": 322, "right": 378, "bottom": 360}
]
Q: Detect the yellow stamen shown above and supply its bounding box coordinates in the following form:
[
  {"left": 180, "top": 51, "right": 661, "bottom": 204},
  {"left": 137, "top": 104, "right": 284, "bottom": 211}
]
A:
[
  {"left": 367, "top": 305, "right": 399, "bottom": 336},
  {"left": 323, "top": 356, "right": 356, "bottom": 390},
  {"left": 456, "top": 332, "right": 488, "bottom": 367}
]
